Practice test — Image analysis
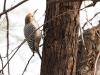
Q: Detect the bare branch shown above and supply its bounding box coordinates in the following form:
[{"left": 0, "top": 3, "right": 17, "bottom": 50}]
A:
[
  {"left": 0, "top": 0, "right": 28, "bottom": 17},
  {"left": 6, "top": 11, "right": 10, "bottom": 75},
  {"left": 22, "top": 55, "right": 33, "bottom": 75},
  {"left": 93, "top": 51, "right": 100, "bottom": 75},
  {"left": 3, "top": 0, "right": 10, "bottom": 74},
  {"left": 82, "top": 12, "right": 100, "bottom": 29},
  {"left": 4, "top": 0, "right": 9, "bottom": 75},
  {"left": 0, "top": 41, "right": 24, "bottom": 73},
  {"left": 80, "top": 1, "right": 97, "bottom": 10},
  {"left": 0, "top": 0, "right": 17, "bottom": 26},
  {"left": 37, "top": 12, "right": 45, "bottom": 22},
  {"left": 0, "top": 55, "right": 4, "bottom": 75},
  {"left": 3, "top": 0, "right": 6, "bottom": 11}
]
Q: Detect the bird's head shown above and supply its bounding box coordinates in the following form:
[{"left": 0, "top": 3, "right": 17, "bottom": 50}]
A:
[{"left": 25, "top": 9, "right": 38, "bottom": 25}]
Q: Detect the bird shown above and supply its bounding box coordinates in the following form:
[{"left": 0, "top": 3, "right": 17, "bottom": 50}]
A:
[{"left": 24, "top": 9, "right": 42, "bottom": 59}]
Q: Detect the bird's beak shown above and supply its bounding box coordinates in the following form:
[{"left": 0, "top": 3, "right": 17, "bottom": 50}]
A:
[{"left": 34, "top": 9, "right": 38, "bottom": 14}]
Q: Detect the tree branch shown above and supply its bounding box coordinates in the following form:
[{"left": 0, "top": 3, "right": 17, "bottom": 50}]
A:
[
  {"left": 93, "top": 51, "right": 100, "bottom": 75},
  {"left": 22, "top": 55, "right": 33, "bottom": 75},
  {"left": 3, "top": 0, "right": 10, "bottom": 74},
  {"left": 6, "top": 11, "right": 10, "bottom": 75},
  {"left": 0, "top": 0, "right": 28, "bottom": 17},
  {"left": 82, "top": 11, "right": 100, "bottom": 29},
  {"left": 0, "top": 55, "right": 4, "bottom": 75}
]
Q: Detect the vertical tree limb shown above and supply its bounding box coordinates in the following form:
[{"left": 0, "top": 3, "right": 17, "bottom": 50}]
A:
[
  {"left": 3, "top": 0, "right": 10, "bottom": 74},
  {"left": 0, "top": 55, "right": 4, "bottom": 75},
  {"left": 6, "top": 12, "right": 10, "bottom": 75}
]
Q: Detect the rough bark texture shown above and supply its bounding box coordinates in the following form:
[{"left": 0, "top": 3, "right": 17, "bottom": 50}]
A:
[
  {"left": 77, "top": 24, "right": 100, "bottom": 75},
  {"left": 40, "top": 1, "right": 81, "bottom": 75}
]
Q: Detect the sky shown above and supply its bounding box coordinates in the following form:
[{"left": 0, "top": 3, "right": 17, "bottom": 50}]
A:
[{"left": 0, "top": 0, "right": 100, "bottom": 75}]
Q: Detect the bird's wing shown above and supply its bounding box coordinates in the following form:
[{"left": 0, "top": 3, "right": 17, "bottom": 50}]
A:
[{"left": 24, "top": 23, "right": 36, "bottom": 51}]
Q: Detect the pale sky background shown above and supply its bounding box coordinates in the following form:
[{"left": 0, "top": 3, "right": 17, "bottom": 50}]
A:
[{"left": 0, "top": 0, "right": 100, "bottom": 75}]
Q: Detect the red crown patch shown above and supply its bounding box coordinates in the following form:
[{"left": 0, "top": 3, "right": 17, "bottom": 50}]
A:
[{"left": 27, "top": 13, "right": 31, "bottom": 16}]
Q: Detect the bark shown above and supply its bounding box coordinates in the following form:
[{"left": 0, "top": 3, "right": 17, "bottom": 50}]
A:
[
  {"left": 77, "top": 24, "right": 100, "bottom": 75},
  {"left": 40, "top": 1, "right": 81, "bottom": 75}
]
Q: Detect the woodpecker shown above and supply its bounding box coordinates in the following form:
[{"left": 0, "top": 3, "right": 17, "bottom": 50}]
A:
[{"left": 24, "top": 9, "right": 42, "bottom": 59}]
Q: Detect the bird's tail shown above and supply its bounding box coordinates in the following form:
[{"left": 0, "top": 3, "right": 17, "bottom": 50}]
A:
[{"left": 36, "top": 47, "right": 42, "bottom": 60}]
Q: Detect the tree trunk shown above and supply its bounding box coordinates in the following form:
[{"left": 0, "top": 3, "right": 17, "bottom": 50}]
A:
[{"left": 41, "top": 1, "right": 81, "bottom": 75}]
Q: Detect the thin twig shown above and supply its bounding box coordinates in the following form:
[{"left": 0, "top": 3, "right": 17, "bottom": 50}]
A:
[
  {"left": 82, "top": 12, "right": 100, "bottom": 29},
  {"left": 3, "top": 0, "right": 10, "bottom": 74},
  {"left": 0, "top": 39, "right": 42, "bottom": 72},
  {"left": 6, "top": 12, "right": 10, "bottom": 75},
  {"left": 22, "top": 55, "right": 33, "bottom": 75},
  {"left": 79, "top": 26, "right": 85, "bottom": 46},
  {"left": 0, "top": 0, "right": 28, "bottom": 17},
  {"left": 0, "top": 17, "right": 6, "bottom": 26},
  {"left": 2, "top": 43, "right": 43, "bottom": 58},
  {"left": 0, "top": 0, "right": 17, "bottom": 27},
  {"left": 3, "top": 0, "right": 6, "bottom": 11},
  {"left": 84, "top": 1, "right": 89, "bottom": 25},
  {"left": 0, "top": 54, "right": 4, "bottom": 75},
  {"left": 80, "top": 1, "right": 97, "bottom": 10},
  {"left": 11, "top": 0, "right": 16, "bottom": 7},
  {"left": 93, "top": 51, "right": 100, "bottom": 75},
  {"left": 37, "top": 12, "right": 45, "bottom": 22},
  {"left": 0, "top": 41, "right": 24, "bottom": 73},
  {"left": 39, "top": 44, "right": 43, "bottom": 47},
  {"left": 1, "top": 47, "right": 17, "bottom": 58},
  {"left": 86, "top": 19, "right": 100, "bottom": 38}
]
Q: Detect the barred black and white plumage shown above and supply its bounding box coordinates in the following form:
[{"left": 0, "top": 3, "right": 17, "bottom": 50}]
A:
[
  {"left": 24, "top": 11, "right": 42, "bottom": 59},
  {"left": 24, "top": 23, "right": 35, "bottom": 51}
]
